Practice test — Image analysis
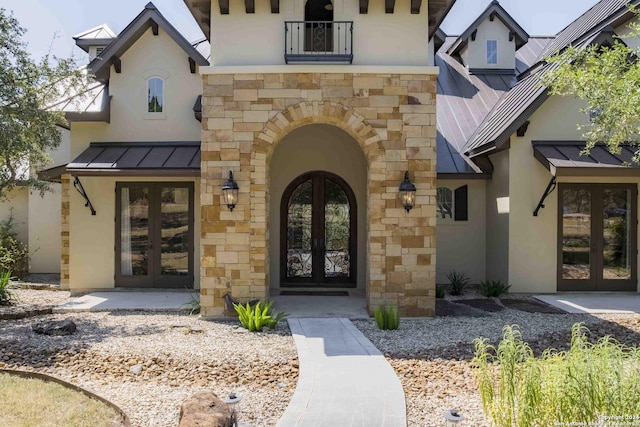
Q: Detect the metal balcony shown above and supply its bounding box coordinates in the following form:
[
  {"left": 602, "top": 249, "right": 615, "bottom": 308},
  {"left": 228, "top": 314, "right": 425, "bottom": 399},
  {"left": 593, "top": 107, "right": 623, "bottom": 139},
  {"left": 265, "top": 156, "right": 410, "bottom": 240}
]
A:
[{"left": 284, "top": 21, "right": 353, "bottom": 64}]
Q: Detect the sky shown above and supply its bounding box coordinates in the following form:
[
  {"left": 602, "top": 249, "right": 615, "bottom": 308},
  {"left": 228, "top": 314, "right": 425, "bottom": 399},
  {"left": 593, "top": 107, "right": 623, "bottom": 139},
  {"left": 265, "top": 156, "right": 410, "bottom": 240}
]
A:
[{"left": 0, "top": 0, "right": 602, "bottom": 62}]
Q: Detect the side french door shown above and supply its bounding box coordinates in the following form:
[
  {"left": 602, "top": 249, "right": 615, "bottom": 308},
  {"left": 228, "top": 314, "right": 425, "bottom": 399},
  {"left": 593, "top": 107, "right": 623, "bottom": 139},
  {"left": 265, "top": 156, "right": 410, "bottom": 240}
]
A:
[
  {"left": 558, "top": 183, "right": 637, "bottom": 291},
  {"left": 116, "top": 182, "right": 194, "bottom": 288}
]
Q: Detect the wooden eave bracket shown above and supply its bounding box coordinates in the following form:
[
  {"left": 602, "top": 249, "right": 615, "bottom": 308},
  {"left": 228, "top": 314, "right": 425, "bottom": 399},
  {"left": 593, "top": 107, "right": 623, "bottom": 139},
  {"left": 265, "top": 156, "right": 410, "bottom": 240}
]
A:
[
  {"left": 490, "top": 11, "right": 496, "bottom": 21},
  {"left": 189, "top": 57, "right": 196, "bottom": 73},
  {"left": 270, "top": 0, "right": 279, "bottom": 13},
  {"left": 385, "top": 0, "right": 396, "bottom": 13},
  {"left": 509, "top": 31, "right": 515, "bottom": 42},
  {"left": 111, "top": 56, "right": 121, "bottom": 73},
  {"left": 219, "top": 0, "right": 230, "bottom": 15},
  {"left": 517, "top": 120, "right": 530, "bottom": 137},
  {"left": 410, "top": 0, "right": 421, "bottom": 14},
  {"left": 245, "top": 0, "right": 255, "bottom": 13},
  {"left": 359, "top": 0, "right": 369, "bottom": 14},
  {"left": 471, "top": 29, "right": 477, "bottom": 41},
  {"left": 151, "top": 20, "right": 159, "bottom": 35}
]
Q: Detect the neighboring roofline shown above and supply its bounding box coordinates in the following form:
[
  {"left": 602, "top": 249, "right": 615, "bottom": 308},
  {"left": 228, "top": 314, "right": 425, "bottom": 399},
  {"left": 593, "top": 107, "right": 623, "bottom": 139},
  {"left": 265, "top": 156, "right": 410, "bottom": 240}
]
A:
[
  {"left": 89, "top": 2, "right": 209, "bottom": 82},
  {"left": 72, "top": 24, "right": 116, "bottom": 40},
  {"left": 65, "top": 95, "right": 112, "bottom": 124},
  {"left": 75, "top": 38, "right": 115, "bottom": 52},
  {"left": 447, "top": 0, "right": 529, "bottom": 56},
  {"left": 428, "top": 0, "right": 457, "bottom": 40}
]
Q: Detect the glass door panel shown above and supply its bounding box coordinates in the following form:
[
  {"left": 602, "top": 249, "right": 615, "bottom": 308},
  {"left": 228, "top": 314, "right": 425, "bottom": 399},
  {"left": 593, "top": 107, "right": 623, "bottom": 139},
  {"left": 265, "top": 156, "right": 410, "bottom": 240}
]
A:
[
  {"left": 160, "top": 187, "right": 190, "bottom": 276},
  {"left": 120, "top": 186, "right": 150, "bottom": 277},
  {"left": 286, "top": 180, "right": 313, "bottom": 279},
  {"left": 602, "top": 188, "right": 632, "bottom": 281},
  {"left": 324, "top": 178, "right": 350, "bottom": 279},
  {"left": 117, "top": 183, "right": 193, "bottom": 288},
  {"left": 559, "top": 184, "right": 636, "bottom": 291},
  {"left": 561, "top": 188, "right": 592, "bottom": 281}
]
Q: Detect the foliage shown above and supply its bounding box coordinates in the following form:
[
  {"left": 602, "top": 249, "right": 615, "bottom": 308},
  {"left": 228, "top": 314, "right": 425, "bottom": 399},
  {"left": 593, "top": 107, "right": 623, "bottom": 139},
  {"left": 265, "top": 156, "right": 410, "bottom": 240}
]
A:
[
  {"left": 373, "top": 305, "right": 400, "bottom": 330},
  {"left": 474, "top": 323, "right": 640, "bottom": 427},
  {"left": 0, "top": 8, "right": 89, "bottom": 198},
  {"left": 480, "top": 280, "right": 511, "bottom": 297},
  {"left": 435, "top": 286, "right": 445, "bottom": 299},
  {"left": 0, "top": 214, "right": 28, "bottom": 278},
  {"left": 540, "top": 10, "right": 640, "bottom": 162},
  {"left": 234, "top": 300, "right": 288, "bottom": 332},
  {"left": 181, "top": 290, "right": 200, "bottom": 316},
  {"left": 0, "top": 270, "right": 17, "bottom": 306},
  {"left": 446, "top": 270, "right": 470, "bottom": 296}
]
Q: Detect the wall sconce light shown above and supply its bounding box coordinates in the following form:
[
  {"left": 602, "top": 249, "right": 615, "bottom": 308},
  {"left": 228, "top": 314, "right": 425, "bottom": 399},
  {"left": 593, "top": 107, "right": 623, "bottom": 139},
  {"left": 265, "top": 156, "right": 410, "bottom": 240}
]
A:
[
  {"left": 222, "top": 171, "right": 239, "bottom": 212},
  {"left": 399, "top": 171, "right": 416, "bottom": 213},
  {"left": 444, "top": 409, "right": 464, "bottom": 426},
  {"left": 222, "top": 392, "right": 243, "bottom": 426}
]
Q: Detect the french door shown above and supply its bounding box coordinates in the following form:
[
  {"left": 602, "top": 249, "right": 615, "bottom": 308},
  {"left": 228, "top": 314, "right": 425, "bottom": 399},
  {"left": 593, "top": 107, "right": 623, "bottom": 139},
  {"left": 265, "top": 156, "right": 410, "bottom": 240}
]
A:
[
  {"left": 558, "top": 183, "right": 637, "bottom": 291},
  {"left": 116, "top": 182, "right": 194, "bottom": 288},
  {"left": 280, "top": 171, "right": 356, "bottom": 287}
]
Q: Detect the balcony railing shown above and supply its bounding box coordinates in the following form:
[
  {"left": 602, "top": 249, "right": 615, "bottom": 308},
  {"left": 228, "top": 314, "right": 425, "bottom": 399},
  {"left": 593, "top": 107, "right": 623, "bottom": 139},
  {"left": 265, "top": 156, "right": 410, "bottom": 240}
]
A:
[{"left": 284, "top": 21, "right": 353, "bottom": 64}]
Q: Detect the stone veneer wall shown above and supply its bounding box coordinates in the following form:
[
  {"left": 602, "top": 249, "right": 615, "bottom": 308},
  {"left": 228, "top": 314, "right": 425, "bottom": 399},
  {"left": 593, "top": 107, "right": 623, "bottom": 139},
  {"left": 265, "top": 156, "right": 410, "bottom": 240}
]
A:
[
  {"left": 200, "top": 72, "right": 437, "bottom": 317},
  {"left": 60, "top": 174, "right": 70, "bottom": 290}
]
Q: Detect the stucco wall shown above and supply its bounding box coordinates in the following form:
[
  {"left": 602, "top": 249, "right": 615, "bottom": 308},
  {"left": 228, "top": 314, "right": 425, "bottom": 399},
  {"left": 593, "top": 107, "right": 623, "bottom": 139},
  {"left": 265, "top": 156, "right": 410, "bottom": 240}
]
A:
[
  {"left": 460, "top": 17, "right": 516, "bottom": 70},
  {"left": 209, "top": 0, "right": 432, "bottom": 66},
  {"left": 269, "top": 124, "right": 367, "bottom": 289},
  {"left": 28, "top": 186, "right": 61, "bottom": 273},
  {"left": 68, "top": 176, "right": 200, "bottom": 292},
  {"left": 435, "top": 179, "right": 486, "bottom": 284},
  {"left": 485, "top": 150, "right": 509, "bottom": 284},
  {"left": 69, "top": 28, "right": 202, "bottom": 159},
  {"left": 0, "top": 187, "right": 29, "bottom": 247}
]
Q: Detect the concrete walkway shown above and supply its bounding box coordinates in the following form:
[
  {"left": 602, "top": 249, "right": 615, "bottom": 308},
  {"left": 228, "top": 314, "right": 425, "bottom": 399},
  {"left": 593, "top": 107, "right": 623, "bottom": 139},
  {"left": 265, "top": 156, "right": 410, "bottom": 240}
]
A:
[
  {"left": 54, "top": 291, "right": 196, "bottom": 312},
  {"left": 277, "top": 318, "right": 406, "bottom": 427},
  {"left": 534, "top": 293, "right": 640, "bottom": 314}
]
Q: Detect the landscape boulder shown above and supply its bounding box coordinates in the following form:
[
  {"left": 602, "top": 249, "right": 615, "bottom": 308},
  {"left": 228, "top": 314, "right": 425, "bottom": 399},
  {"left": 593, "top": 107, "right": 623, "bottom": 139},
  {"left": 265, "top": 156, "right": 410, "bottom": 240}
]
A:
[
  {"left": 32, "top": 319, "right": 77, "bottom": 336},
  {"left": 179, "top": 391, "right": 231, "bottom": 427}
]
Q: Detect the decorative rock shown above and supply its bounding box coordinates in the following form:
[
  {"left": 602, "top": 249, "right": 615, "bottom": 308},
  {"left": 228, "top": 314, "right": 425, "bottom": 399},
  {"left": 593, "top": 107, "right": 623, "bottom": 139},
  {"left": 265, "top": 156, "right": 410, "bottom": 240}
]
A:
[
  {"left": 130, "top": 364, "right": 143, "bottom": 375},
  {"left": 179, "top": 391, "right": 231, "bottom": 427},
  {"left": 32, "top": 319, "right": 77, "bottom": 336}
]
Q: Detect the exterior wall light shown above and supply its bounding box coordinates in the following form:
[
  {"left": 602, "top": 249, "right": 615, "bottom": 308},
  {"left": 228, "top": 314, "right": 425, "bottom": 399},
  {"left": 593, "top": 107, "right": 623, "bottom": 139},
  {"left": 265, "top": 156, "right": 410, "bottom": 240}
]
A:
[
  {"left": 399, "top": 171, "right": 416, "bottom": 213},
  {"left": 222, "top": 171, "right": 239, "bottom": 212},
  {"left": 222, "top": 392, "right": 243, "bottom": 426},
  {"left": 444, "top": 409, "right": 465, "bottom": 426}
]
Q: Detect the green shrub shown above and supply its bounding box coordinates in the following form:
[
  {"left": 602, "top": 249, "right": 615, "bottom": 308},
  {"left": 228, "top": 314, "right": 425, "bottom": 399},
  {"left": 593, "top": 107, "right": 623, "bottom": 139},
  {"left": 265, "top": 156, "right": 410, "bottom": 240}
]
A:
[
  {"left": 446, "top": 270, "right": 470, "bottom": 296},
  {"left": 181, "top": 290, "right": 201, "bottom": 316},
  {"left": 435, "top": 286, "right": 445, "bottom": 299},
  {"left": 480, "top": 280, "right": 511, "bottom": 297},
  {"left": 0, "top": 215, "right": 29, "bottom": 279},
  {"left": 374, "top": 305, "right": 400, "bottom": 330},
  {"left": 234, "top": 300, "right": 288, "bottom": 332},
  {"left": 473, "top": 323, "right": 640, "bottom": 427},
  {"left": 0, "top": 270, "right": 17, "bottom": 306}
]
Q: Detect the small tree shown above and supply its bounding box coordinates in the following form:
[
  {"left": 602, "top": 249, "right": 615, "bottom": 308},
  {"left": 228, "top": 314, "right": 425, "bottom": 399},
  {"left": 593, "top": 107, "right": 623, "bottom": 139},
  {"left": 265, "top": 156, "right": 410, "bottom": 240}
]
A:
[{"left": 0, "top": 8, "right": 88, "bottom": 199}]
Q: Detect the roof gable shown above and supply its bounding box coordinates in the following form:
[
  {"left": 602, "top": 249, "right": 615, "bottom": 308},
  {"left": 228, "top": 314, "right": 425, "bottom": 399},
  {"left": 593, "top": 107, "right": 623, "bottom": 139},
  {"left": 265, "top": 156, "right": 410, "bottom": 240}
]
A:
[
  {"left": 447, "top": 0, "right": 529, "bottom": 57},
  {"left": 89, "top": 2, "right": 209, "bottom": 82}
]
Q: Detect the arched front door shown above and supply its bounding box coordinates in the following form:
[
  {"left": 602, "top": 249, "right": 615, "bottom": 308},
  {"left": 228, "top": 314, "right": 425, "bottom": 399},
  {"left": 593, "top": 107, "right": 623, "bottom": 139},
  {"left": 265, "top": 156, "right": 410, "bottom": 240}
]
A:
[{"left": 280, "top": 171, "right": 356, "bottom": 287}]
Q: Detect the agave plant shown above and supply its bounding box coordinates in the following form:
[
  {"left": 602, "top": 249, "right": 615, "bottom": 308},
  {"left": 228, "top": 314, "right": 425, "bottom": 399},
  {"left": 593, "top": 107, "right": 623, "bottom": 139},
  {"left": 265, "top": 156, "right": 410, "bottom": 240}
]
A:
[{"left": 234, "top": 300, "right": 288, "bottom": 332}]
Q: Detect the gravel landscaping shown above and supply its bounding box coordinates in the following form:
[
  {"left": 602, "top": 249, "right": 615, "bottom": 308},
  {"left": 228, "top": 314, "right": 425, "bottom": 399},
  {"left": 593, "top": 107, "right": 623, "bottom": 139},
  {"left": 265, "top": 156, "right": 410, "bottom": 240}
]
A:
[
  {"left": 0, "top": 290, "right": 298, "bottom": 427},
  {"left": 2, "top": 288, "right": 640, "bottom": 427}
]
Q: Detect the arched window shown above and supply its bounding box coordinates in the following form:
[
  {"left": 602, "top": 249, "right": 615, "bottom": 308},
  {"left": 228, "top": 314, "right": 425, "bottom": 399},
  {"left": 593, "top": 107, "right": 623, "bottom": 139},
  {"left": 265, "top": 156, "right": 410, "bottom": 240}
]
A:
[
  {"left": 437, "top": 185, "right": 469, "bottom": 221},
  {"left": 147, "top": 77, "right": 164, "bottom": 113}
]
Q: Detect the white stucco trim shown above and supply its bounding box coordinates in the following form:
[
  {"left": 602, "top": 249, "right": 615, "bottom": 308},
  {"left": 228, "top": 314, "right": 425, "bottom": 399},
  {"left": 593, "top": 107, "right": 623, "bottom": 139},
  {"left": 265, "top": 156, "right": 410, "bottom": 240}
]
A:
[{"left": 200, "top": 65, "right": 440, "bottom": 75}]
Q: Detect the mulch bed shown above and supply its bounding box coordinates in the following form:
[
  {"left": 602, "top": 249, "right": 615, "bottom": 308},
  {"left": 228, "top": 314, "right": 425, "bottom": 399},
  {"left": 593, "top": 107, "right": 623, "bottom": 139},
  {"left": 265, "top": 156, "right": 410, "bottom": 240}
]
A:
[
  {"left": 500, "top": 298, "right": 566, "bottom": 314},
  {"left": 435, "top": 300, "right": 490, "bottom": 317},
  {"left": 454, "top": 299, "right": 506, "bottom": 312}
]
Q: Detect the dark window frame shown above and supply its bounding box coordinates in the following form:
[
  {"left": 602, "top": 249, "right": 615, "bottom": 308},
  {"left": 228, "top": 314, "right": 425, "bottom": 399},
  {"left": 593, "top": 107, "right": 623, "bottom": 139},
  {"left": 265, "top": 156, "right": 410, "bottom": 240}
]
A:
[{"left": 115, "top": 181, "right": 194, "bottom": 288}]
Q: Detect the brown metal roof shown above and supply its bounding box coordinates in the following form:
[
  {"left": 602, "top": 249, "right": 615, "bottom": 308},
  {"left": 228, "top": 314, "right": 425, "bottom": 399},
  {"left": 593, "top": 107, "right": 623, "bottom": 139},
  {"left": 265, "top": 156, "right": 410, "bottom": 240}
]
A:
[
  {"left": 66, "top": 141, "right": 201, "bottom": 176},
  {"left": 436, "top": 36, "right": 550, "bottom": 174},
  {"left": 533, "top": 141, "right": 640, "bottom": 176}
]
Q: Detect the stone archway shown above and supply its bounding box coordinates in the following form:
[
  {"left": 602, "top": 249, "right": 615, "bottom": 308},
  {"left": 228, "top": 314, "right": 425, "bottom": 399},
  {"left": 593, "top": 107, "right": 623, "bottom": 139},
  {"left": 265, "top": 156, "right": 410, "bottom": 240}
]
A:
[{"left": 199, "top": 72, "right": 437, "bottom": 317}]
